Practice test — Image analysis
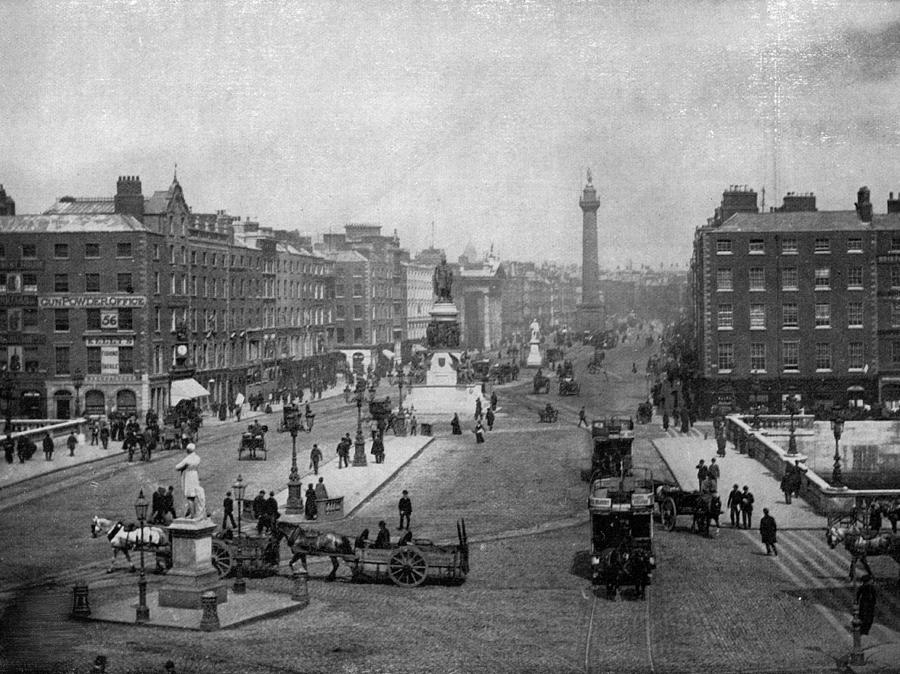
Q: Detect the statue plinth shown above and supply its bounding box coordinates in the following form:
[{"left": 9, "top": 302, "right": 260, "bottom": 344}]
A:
[
  {"left": 526, "top": 338, "right": 543, "bottom": 368},
  {"left": 158, "top": 517, "right": 226, "bottom": 609}
]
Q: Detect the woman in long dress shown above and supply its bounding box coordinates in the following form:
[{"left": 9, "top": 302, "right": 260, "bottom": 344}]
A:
[{"left": 304, "top": 484, "right": 318, "bottom": 520}]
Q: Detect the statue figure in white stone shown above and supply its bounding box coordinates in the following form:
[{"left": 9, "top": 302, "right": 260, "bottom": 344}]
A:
[
  {"left": 175, "top": 443, "right": 206, "bottom": 519},
  {"left": 530, "top": 319, "right": 541, "bottom": 343}
]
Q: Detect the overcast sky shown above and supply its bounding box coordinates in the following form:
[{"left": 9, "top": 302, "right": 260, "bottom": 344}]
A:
[{"left": 2, "top": 1, "right": 900, "bottom": 268}]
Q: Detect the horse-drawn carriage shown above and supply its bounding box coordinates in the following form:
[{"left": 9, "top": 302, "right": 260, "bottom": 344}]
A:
[
  {"left": 558, "top": 375, "right": 580, "bottom": 396},
  {"left": 272, "top": 519, "right": 470, "bottom": 587},
  {"left": 211, "top": 531, "right": 281, "bottom": 578},
  {"left": 490, "top": 362, "right": 517, "bottom": 384},
  {"left": 532, "top": 371, "right": 551, "bottom": 394},
  {"left": 238, "top": 423, "right": 269, "bottom": 460},
  {"left": 587, "top": 348, "right": 606, "bottom": 374},
  {"left": 278, "top": 403, "right": 315, "bottom": 433},
  {"left": 655, "top": 482, "right": 721, "bottom": 537},
  {"left": 825, "top": 491, "right": 900, "bottom": 582},
  {"left": 588, "top": 417, "right": 635, "bottom": 480},
  {"left": 589, "top": 468, "right": 656, "bottom": 598},
  {"left": 636, "top": 401, "right": 653, "bottom": 424},
  {"left": 538, "top": 404, "right": 559, "bottom": 423},
  {"left": 545, "top": 347, "right": 564, "bottom": 369}
]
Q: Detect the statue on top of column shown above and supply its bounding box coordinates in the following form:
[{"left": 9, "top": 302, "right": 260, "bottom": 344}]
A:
[
  {"left": 433, "top": 254, "right": 453, "bottom": 303},
  {"left": 586, "top": 168, "right": 593, "bottom": 185}
]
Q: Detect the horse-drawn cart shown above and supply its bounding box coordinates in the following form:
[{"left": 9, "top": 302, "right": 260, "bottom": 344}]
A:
[
  {"left": 558, "top": 376, "right": 580, "bottom": 396},
  {"left": 655, "top": 483, "right": 721, "bottom": 536},
  {"left": 538, "top": 405, "right": 559, "bottom": 423},
  {"left": 211, "top": 532, "right": 280, "bottom": 578},
  {"left": 532, "top": 371, "right": 550, "bottom": 394},
  {"left": 238, "top": 424, "right": 268, "bottom": 460}
]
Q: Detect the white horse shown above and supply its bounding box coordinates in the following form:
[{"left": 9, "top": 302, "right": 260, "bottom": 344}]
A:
[
  {"left": 826, "top": 522, "right": 900, "bottom": 582},
  {"left": 91, "top": 516, "right": 167, "bottom": 573}
]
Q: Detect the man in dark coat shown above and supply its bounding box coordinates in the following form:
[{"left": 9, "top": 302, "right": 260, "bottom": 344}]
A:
[
  {"left": 223, "top": 491, "right": 236, "bottom": 530},
  {"left": 398, "top": 490, "right": 412, "bottom": 530},
  {"left": 374, "top": 520, "right": 390, "bottom": 548},
  {"left": 99, "top": 423, "right": 110, "bottom": 449},
  {"left": 759, "top": 508, "right": 777, "bottom": 555},
  {"left": 42, "top": 432, "right": 54, "bottom": 461},
  {"left": 490, "top": 391, "right": 498, "bottom": 411},
  {"left": 726, "top": 484, "right": 742, "bottom": 528},
  {"left": 740, "top": 485, "right": 755, "bottom": 530},
  {"left": 451, "top": 413, "right": 462, "bottom": 435},
  {"left": 485, "top": 407, "right": 495, "bottom": 431},
  {"left": 3, "top": 434, "right": 14, "bottom": 464},
  {"left": 696, "top": 460, "right": 708, "bottom": 491},
  {"left": 253, "top": 490, "right": 267, "bottom": 533},
  {"left": 151, "top": 486, "right": 167, "bottom": 524},
  {"left": 265, "top": 491, "right": 280, "bottom": 531},
  {"left": 66, "top": 431, "right": 78, "bottom": 457},
  {"left": 857, "top": 575, "right": 877, "bottom": 636}
]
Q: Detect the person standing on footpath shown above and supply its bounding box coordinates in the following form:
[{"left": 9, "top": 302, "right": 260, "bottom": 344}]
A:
[
  {"left": 578, "top": 406, "right": 589, "bottom": 428},
  {"left": 759, "top": 508, "right": 777, "bottom": 556},
  {"left": 707, "top": 458, "right": 720, "bottom": 493},
  {"left": 223, "top": 491, "right": 236, "bottom": 531},
  {"left": 309, "top": 443, "right": 323, "bottom": 475},
  {"left": 857, "top": 575, "right": 877, "bottom": 637},
  {"left": 253, "top": 490, "right": 267, "bottom": 533},
  {"left": 304, "top": 484, "right": 318, "bottom": 520},
  {"left": 99, "top": 423, "right": 110, "bottom": 450},
  {"left": 67, "top": 430, "right": 78, "bottom": 457},
  {"left": 315, "top": 477, "right": 328, "bottom": 501},
  {"left": 3, "top": 434, "right": 14, "bottom": 464},
  {"left": 265, "top": 491, "right": 280, "bottom": 530},
  {"left": 740, "top": 485, "right": 755, "bottom": 529},
  {"left": 474, "top": 419, "right": 485, "bottom": 444},
  {"left": 451, "top": 413, "right": 462, "bottom": 435},
  {"left": 398, "top": 490, "right": 412, "bottom": 530},
  {"left": 336, "top": 436, "right": 349, "bottom": 468},
  {"left": 164, "top": 486, "right": 177, "bottom": 521},
  {"left": 485, "top": 407, "right": 495, "bottom": 431},
  {"left": 662, "top": 411, "right": 669, "bottom": 432},
  {"left": 42, "top": 432, "right": 54, "bottom": 461},
  {"left": 410, "top": 415, "right": 418, "bottom": 436},
  {"left": 490, "top": 391, "right": 498, "bottom": 411},
  {"left": 90, "top": 420, "right": 100, "bottom": 446},
  {"left": 696, "top": 460, "right": 708, "bottom": 491},
  {"left": 727, "top": 484, "right": 742, "bottom": 528}
]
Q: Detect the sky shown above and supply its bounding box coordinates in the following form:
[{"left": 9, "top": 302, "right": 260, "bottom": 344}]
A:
[{"left": 2, "top": 0, "right": 900, "bottom": 268}]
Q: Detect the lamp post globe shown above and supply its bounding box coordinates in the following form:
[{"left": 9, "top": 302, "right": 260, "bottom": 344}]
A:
[
  {"left": 232, "top": 474, "right": 247, "bottom": 594},
  {"left": 134, "top": 489, "right": 150, "bottom": 622}
]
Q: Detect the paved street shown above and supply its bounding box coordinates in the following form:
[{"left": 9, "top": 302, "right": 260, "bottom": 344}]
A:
[{"left": 1, "top": 338, "right": 898, "bottom": 672}]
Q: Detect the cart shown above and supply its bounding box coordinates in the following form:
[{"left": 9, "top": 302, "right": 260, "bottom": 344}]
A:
[
  {"left": 532, "top": 371, "right": 551, "bottom": 394},
  {"left": 211, "top": 532, "right": 280, "bottom": 578},
  {"left": 636, "top": 402, "right": 653, "bottom": 424},
  {"left": 588, "top": 417, "right": 635, "bottom": 480},
  {"left": 655, "top": 483, "right": 721, "bottom": 536},
  {"left": 238, "top": 424, "right": 268, "bottom": 460},
  {"left": 538, "top": 406, "right": 559, "bottom": 423},
  {"left": 558, "top": 376, "right": 580, "bottom": 396}
]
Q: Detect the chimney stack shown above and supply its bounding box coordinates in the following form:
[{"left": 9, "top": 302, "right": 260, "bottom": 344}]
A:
[
  {"left": 114, "top": 175, "right": 144, "bottom": 222},
  {"left": 855, "top": 186, "right": 873, "bottom": 222},
  {"left": 888, "top": 191, "right": 900, "bottom": 215}
]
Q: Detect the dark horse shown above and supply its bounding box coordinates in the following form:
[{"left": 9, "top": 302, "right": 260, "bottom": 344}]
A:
[
  {"left": 272, "top": 520, "right": 355, "bottom": 581},
  {"left": 692, "top": 495, "right": 722, "bottom": 537},
  {"left": 599, "top": 545, "right": 653, "bottom": 600}
]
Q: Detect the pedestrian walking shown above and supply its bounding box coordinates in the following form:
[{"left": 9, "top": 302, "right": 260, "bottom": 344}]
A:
[
  {"left": 99, "top": 423, "right": 110, "bottom": 450},
  {"left": 578, "top": 406, "right": 589, "bottom": 428},
  {"left": 696, "top": 460, "right": 708, "bottom": 491},
  {"left": 410, "top": 415, "right": 418, "bottom": 435},
  {"left": 740, "top": 485, "right": 755, "bottom": 529},
  {"left": 707, "top": 458, "right": 720, "bottom": 492},
  {"left": 759, "top": 508, "right": 777, "bottom": 556},
  {"left": 164, "top": 485, "right": 177, "bottom": 520},
  {"left": 304, "top": 484, "right": 318, "bottom": 520},
  {"left": 90, "top": 420, "right": 99, "bottom": 446},
  {"left": 337, "top": 436, "right": 350, "bottom": 468},
  {"left": 485, "top": 407, "right": 495, "bottom": 431},
  {"left": 151, "top": 486, "right": 167, "bottom": 524},
  {"left": 398, "top": 490, "right": 412, "bottom": 530},
  {"left": 857, "top": 575, "right": 877, "bottom": 636},
  {"left": 223, "top": 491, "right": 237, "bottom": 530},
  {"left": 475, "top": 398, "right": 483, "bottom": 420},
  {"left": 253, "top": 490, "right": 267, "bottom": 533},
  {"left": 315, "top": 477, "right": 328, "bottom": 501},
  {"left": 490, "top": 391, "right": 498, "bottom": 411},
  {"left": 451, "top": 413, "right": 462, "bottom": 435},
  {"left": 727, "top": 484, "right": 741, "bottom": 528},
  {"left": 371, "top": 434, "right": 385, "bottom": 463},
  {"left": 309, "top": 443, "right": 323, "bottom": 475},
  {"left": 67, "top": 430, "right": 78, "bottom": 457},
  {"left": 662, "top": 411, "right": 669, "bottom": 431},
  {"left": 42, "top": 432, "right": 54, "bottom": 461},
  {"left": 715, "top": 429, "right": 727, "bottom": 457},
  {"left": 474, "top": 420, "right": 485, "bottom": 444}
]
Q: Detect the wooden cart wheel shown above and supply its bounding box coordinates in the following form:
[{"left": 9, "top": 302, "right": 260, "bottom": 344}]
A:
[
  {"left": 388, "top": 547, "right": 428, "bottom": 587},
  {"left": 661, "top": 498, "right": 677, "bottom": 532},
  {"left": 211, "top": 540, "right": 233, "bottom": 578}
]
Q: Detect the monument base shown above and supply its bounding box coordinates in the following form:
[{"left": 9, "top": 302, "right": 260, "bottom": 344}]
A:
[
  {"left": 158, "top": 517, "right": 226, "bottom": 609},
  {"left": 578, "top": 302, "right": 605, "bottom": 334},
  {"left": 425, "top": 350, "right": 458, "bottom": 386},
  {"left": 526, "top": 341, "right": 542, "bottom": 368},
  {"left": 404, "top": 385, "right": 487, "bottom": 417}
]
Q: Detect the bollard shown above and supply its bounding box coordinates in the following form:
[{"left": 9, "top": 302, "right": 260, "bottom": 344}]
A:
[
  {"left": 91, "top": 655, "right": 107, "bottom": 673},
  {"left": 291, "top": 570, "right": 309, "bottom": 607},
  {"left": 199, "top": 591, "right": 220, "bottom": 631},
  {"left": 72, "top": 582, "right": 91, "bottom": 618},
  {"left": 850, "top": 608, "right": 865, "bottom": 666}
]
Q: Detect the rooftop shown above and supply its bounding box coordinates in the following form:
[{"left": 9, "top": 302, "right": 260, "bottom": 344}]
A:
[
  {"left": 719, "top": 211, "right": 900, "bottom": 233},
  {"left": 0, "top": 213, "right": 148, "bottom": 233}
]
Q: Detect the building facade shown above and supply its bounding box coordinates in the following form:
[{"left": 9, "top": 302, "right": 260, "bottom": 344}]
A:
[{"left": 405, "top": 260, "right": 432, "bottom": 341}]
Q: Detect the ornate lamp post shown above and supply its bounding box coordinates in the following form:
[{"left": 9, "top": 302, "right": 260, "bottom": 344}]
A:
[
  {"left": 232, "top": 474, "right": 247, "bottom": 594},
  {"left": 786, "top": 395, "right": 799, "bottom": 456},
  {"left": 72, "top": 368, "right": 85, "bottom": 417},
  {"left": 0, "top": 368, "right": 12, "bottom": 433},
  {"left": 751, "top": 405, "right": 761, "bottom": 431},
  {"left": 285, "top": 416, "right": 303, "bottom": 514},
  {"left": 831, "top": 413, "right": 845, "bottom": 487},
  {"left": 388, "top": 364, "right": 414, "bottom": 436},
  {"left": 344, "top": 379, "right": 374, "bottom": 467},
  {"left": 134, "top": 489, "right": 150, "bottom": 622}
]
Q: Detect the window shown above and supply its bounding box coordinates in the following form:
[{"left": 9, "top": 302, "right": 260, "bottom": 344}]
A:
[
  {"left": 353, "top": 305, "right": 363, "bottom": 320},
  {"left": 22, "top": 273, "right": 36, "bottom": 292},
  {"left": 85, "top": 243, "right": 100, "bottom": 258},
  {"left": 54, "top": 243, "right": 69, "bottom": 259},
  {"left": 154, "top": 272, "right": 160, "bottom": 294},
  {"left": 848, "top": 266, "right": 863, "bottom": 288},
  {"left": 749, "top": 268, "right": 765, "bottom": 291},
  {"left": 848, "top": 342, "right": 864, "bottom": 370},
  {"left": 814, "top": 267, "right": 831, "bottom": 290},
  {"left": 87, "top": 347, "right": 102, "bottom": 374},
  {"left": 893, "top": 266, "right": 900, "bottom": 288},
  {"left": 22, "top": 308, "right": 38, "bottom": 330},
  {"left": 716, "top": 239, "right": 732, "bottom": 254},
  {"left": 171, "top": 274, "right": 177, "bottom": 294},
  {"left": 117, "top": 273, "right": 133, "bottom": 293},
  {"left": 783, "top": 341, "right": 800, "bottom": 371},
  {"left": 118, "top": 308, "right": 133, "bottom": 331},
  {"left": 892, "top": 237, "right": 900, "bottom": 253},
  {"left": 21, "top": 243, "right": 37, "bottom": 258},
  {"left": 190, "top": 251, "right": 197, "bottom": 265},
  {"left": 814, "top": 238, "right": 830, "bottom": 254},
  {"left": 353, "top": 327, "right": 363, "bottom": 342},
  {"left": 749, "top": 239, "right": 764, "bottom": 254},
  {"left": 54, "top": 274, "right": 69, "bottom": 292},
  {"left": 717, "top": 343, "right": 734, "bottom": 371},
  {"left": 847, "top": 302, "right": 863, "bottom": 327},
  {"left": 815, "top": 303, "right": 831, "bottom": 328},
  {"left": 54, "top": 309, "right": 69, "bottom": 332},
  {"left": 782, "top": 303, "right": 798, "bottom": 328},
  {"left": 170, "top": 246, "right": 176, "bottom": 264},
  {"left": 155, "top": 307, "right": 161, "bottom": 332},
  {"left": 815, "top": 343, "right": 832, "bottom": 370},
  {"left": 153, "top": 244, "right": 160, "bottom": 260},
  {"left": 85, "top": 273, "right": 101, "bottom": 293},
  {"left": 336, "top": 305, "right": 346, "bottom": 319},
  {"left": 116, "top": 242, "right": 132, "bottom": 258},
  {"left": 336, "top": 327, "right": 345, "bottom": 343},
  {"left": 119, "top": 347, "right": 134, "bottom": 374},
  {"left": 55, "top": 346, "right": 70, "bottom": 375},
  {"left": 86, "top": 309, "right": 101, "bottom": 330},
  {"left": 353, "top": 283, "right": 363, "bottom": 297},
  {"left": 750, "top": 304, "right": 766, "bottom": 329},
  {"left": 782, "top": 268, "right": 798, "bottom": 290},
  {"left": 0, "top": 245, "right": 4, "bottom": 258},
  {"left": 848, "top": 237, "right": 862, "bottom": 253},
  {"left": 716, "top": 268, "right": 733, "bottom": 291},
  {"left": 781, "top": 238, "right": 798, "bottom": 254},
  {"left": 750, "top": 343, "right": 766, "bottom": 372}
]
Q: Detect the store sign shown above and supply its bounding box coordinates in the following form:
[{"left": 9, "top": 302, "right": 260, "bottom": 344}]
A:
[
  {"left": 86, "top": 374, "right": 137, "bottom": 384},
  {"left": 85, "top": 336, "right": 134, "bottom": 347},
  {"left": 0, "top": 295, "right": 38, "bottom": 307},
  {"left": 101, "top": 309, "right": 119, "bottom": 329},
  {"left": 101, "top": 347, "right": 119, "bottom": 374},
  {"left": 0, "top": 334, "right": 46, "bottom": 345},
  {"left": 878, "top": 255, "right": 900, "bottom": 264},
  {"left": 38, "top": 295, "right": 146, "bottom": 309}
]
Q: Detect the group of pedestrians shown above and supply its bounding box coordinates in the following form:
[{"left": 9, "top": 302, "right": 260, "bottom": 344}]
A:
[
  {"left": 470, "top": 392, "right": 498, "bottom": 444},
  {"left": 3, "top": 430, "right": 79, "bottom": 464}
]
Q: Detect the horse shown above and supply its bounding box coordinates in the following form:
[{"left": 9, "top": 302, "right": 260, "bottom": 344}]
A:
[
  {"left": 91, "top": 516, "right": 167, "bottom": 573},
  {"left": 621, "top": 547, "right": 653, "bottom": 600},
  {"left": 826, "top": 523, "right": 900, "bottom": 582},
  {"left": 598, "top": 546, "right": 627, "bottom": 599},
  {"left": 272, "top": 520, "right": 355, "bottom": 581},
  {"left": 691, "top": 495, "right": 722, "bottom": 537}
]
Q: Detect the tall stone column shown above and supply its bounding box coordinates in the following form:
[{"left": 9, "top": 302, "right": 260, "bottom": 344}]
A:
[{"left": 579, "top": 169, "right": 603, "bottom": 333}]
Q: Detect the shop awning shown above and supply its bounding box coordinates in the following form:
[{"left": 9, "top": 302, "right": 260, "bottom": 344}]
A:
[{"left": 170, "top": 378, "right": 211, "bottom": 405}]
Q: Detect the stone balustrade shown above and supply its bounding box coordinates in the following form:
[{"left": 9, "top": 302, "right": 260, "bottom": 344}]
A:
[{"left": 2, "top": 417, "right": 86, "bottom": 441}]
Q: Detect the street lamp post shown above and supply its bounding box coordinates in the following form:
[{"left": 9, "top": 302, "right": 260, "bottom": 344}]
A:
[
  {"left": 232, "top": 474, "right": 247, "bottom": 594},
  {"left": 344, "top": 379, "right": 373, "bottom": 467},
  {"left": 72, "top": 368, "right": 85, "bottom": 418},
  {"left": 388, "top": 364, "right": 413, "bottom": 436},
  {"left": 786, "top": 396, "right": 798, "bottom": 456},
  {"left": 831, "top": 413, "right": 845, "bottom": 487},
  {"left": 134, "top": 489, "right": 150, "bottom": 622},
  {"left": 0, "top": 368, "right": 12, "bottom": 433},
  {"left": 285, "top": 418, "right": 303, "bottom": 514}
]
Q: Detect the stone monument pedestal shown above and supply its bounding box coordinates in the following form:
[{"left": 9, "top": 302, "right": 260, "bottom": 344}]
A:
[
  {"left": 526, "top": 339, "right": 542, "bottom": 367},
  {"left": 158, "top": 517, "right": 226, "bottom": 609}
]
